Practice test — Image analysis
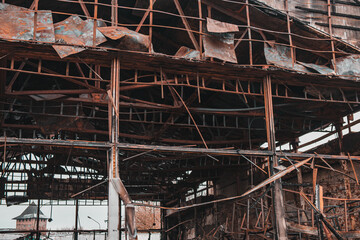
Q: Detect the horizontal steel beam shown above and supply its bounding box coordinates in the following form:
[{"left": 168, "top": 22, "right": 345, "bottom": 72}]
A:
[
  {"left": 1, "top": 137, "right": 360, "bottom": 161},
  {"left": 0, "top": 137, "right": 271, "bottom": 156}
]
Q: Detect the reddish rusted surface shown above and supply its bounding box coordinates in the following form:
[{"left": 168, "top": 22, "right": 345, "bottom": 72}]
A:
[
  {"left": 206, "top": 17, "right": 239, "bottom": 33},
  {"left": 264, "top": 42, "right": 307, "bottom": 71},
  {"left": 99, "top": 26, "right": 151, "bottom": 52},
  {"left": 0, "top": 3, "right": 54, "bottom": 42},
  {"left": 334, "top": 55, "right": 360, "bottom": 80},
  {"left": 174, "top": 46, "right": 200, "bottom": 60},
  {"left": 53, "top": 15, "right": 106, "bottom": 58},
  {"left": 203, "top": 33, "right": 237, "bottom": 63}
]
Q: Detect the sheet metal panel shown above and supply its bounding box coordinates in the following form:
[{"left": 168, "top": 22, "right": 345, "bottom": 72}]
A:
[
  {"left": 334, "top": 55, "right": 360, "bottom": 80},
  {"left": 298, "top": 62, "right": 334, "bottom": 75},
  {"left": 257, "top": 0, "right": 360, "bottom": 48},
  {"left": 175, "top": 46, "right": 200, "bottom": 60},
  {"left": 265, "top": 43, "right": 337, "bottom": 75},
  {"left": 0, "top": 3, "right": 55, "bottom": 43},
  {"left": 207, "top": 17, "right": 239, "bottom": 33},
  {"left": 99, "top": 26, "right": 151, "bottom": 52},
  {"left": 264, "top": 43, "right": 307, "bottom": 72},
  {"left": 53, "top": 15, "right": 107, "bottom": 58},
  {"left": 203, "top": 32, "right": 237, "bottom": 63}
]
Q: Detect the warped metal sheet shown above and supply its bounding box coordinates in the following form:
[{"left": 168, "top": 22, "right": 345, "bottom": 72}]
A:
[
  {"left": 99, "top": 26, "right": 150, "bottom": 52},
  {"left": 175, "top": 46, "right": 200, "bottom": 60},
  {"left": 207, "top": 17, "right": 239, "bottom": 33},
  {"left": 0, "top": 3, "right": 55, "bottom": 42},
  {"left": 298, "top": 62, "right": 334, "bottom": 75},
  {"left": 264, "top": 43, "right": 307, "bottom": 72},
  {"left": 203, "top": 33, "right": 237, "bottom": 63},
  {"left": 111, "top": 178, "right": 137, "bottom": 239},
  {"left": 53, "top": 15, "right": 107, "bottom": 58},
  {"left": 333, "top": 55, "right": 360, "bottom": 80},
  {"left": 29, "top": 94, "right": 66, "bottom": 101},
  {"left": 265, "top": 43, "right": 335, "bottom": 75}
]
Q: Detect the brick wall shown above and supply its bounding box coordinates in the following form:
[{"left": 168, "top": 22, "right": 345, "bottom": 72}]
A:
[{"left": 16, "top": 218, "right": 47, "bottom": 231}]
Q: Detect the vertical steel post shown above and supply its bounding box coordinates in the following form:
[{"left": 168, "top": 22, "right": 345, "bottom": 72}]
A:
[
  {"left": 36, "top": 199, "right": 41, "bottom": 240},
  {"left": 74, "top": 199, "right": 79, "bottom": 240},
  {"left": 33, "top": 0, "right": 39, "bottom": 41},
  {"left": 111, "top": 0, "right": 118, "bottom": 26},
  {"left": 160, "top": 207, "right": 167, "bottom": 240},
  {"left": 285, "top": 0, "right": 295, "bottom": 67},
  {"left": 327, "top": 0, "right": 336, "bottom": 72},
  {"left": 149, "top": 0, "right": 153, "bottom": 53},
  {"left": 0, "top": 57, "right": 6, "bottom": 127},
  {"left": 119, "top": 199, "right": 122, "bottom": 240},
  {"left": 93, "top": 0, "right": 98, "bottom": 47},
  {"left": 245, "top": 0, "right": 252, "bottom": 65},
  {"left": 198, "top": 0, "right": 203, "bottom": 59},
  {"left": 108, "top": 57, "right": 120, "bottom": 240},
  {"left": 263, "top": 75, "right": 288, "bottom": 239}
]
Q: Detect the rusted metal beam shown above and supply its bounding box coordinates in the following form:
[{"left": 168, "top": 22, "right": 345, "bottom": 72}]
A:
[
  {"left": 5, "top": 60, "right": 27, "bottom": 93},
  {"left": 74, "top": 200, "right": 79, "bottom": 240},
  {"left": 298, "top": 118, "right": 360, "bottom": 149},
  {"left": 263, "top": 74, "right": 288, "bottom": 239},
  {"left": 78, "top": 0, "right": 91, "bottom": 18},
  {"left": 136, "top": 0, "right": 157, "bottom": 32},
  {"left": 0, "top": 57, "right": 5, "bottom": 127},
  {"left": 300, "top": 192, "right": 343, "bottom": 239},
  {"left": 173, "top": 0, "right": 200, "bottom": 51},
  {"left": 201, "top": 0, "right": 332, "bottom": 60},
  {"left": 7, "top": 89, "right": 97, "bottom": 95},
  {"left": 108, "top": 57, "right": 120, "bottom": 239},
  {"left": 24, "top": 61, "right": 106, "bottom": 91},
  {"left": 245, "top": 0, "right": 252, "bottom": 65},
  {"left": 2, "top": 137, "right": 360, "bottom": 162},
  {"left": 0, "top": 229, "right": 159, "bottom": 234},
  {"left": 287, "top": 222, "right": 360, "bottom": 238},
  {"left": 111, "top": 0, "right": 118, "bottom": 26},
  {"left": 36, "top": 199, "right": 41, "bottom": 240}
]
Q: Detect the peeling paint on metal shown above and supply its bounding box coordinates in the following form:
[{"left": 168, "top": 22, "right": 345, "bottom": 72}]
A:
[
  {"left": 265, "top": 43, "right": 336, "bottom": 75},
  {"left": 333, "top": 55, "right": 360, "bottom": 80},
  {"left": 264, "top": 43, "right": 307, "bottom": 72},
  {"left": 298, "top": 62, "right": 334, "bottom": 75},
  {"left": 203, "top": 32, "right": 237, "bottom": 63},
  {"left": 207, "top": 17, "right": 239, "bottom": 33},
  {"left": 0, "top": 3, "right": 55, "bottom": 43},
  {"left": 175, "top": 46, "right": 200, "bottom": 60},
  {"left": 53, "top": 15, "right": 107, "bottom": 58},
  {"left": 99, "top": 26, "right": 150, "bottom": 52}
]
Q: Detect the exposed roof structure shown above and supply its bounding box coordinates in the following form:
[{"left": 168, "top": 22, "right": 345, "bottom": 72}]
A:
[
  {"left": 0, "top": 0, "right": 359, "bottom": 239},
  {"left": 13, "top": 202, "right": 47, "bottom": 220}
]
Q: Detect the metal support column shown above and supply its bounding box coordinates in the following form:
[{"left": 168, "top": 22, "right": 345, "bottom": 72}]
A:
[
  {"left": 36, "top": 199, "right": 41, "bottom": 240},
  {"left": 74, "top": 199, "right": 79, "bottom": 240},
  {"left": 0, "top": 58, "right": 6, "bottom": 127},
  {"left": 263, "top": 75, "right": 288, "bottom": 240},
  {"left": 108, "top": 57, "right": 120, "bottom": 240}
]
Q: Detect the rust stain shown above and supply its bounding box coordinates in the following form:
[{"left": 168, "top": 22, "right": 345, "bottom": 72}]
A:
[
  {"left": 53, "top": 15, "right": 107, "bottom": 58},
  {"left": 333, "top": 55, "right": 360, "bottom": 80},
  {"left": 264, "top": 42, "right": 335, "bottom": 74},
  {"left": 207, "top": 17, "right": 239, "bottom": 33},
  {"left": 99, "top": 26, "right": 151, "bottom": 52},
  {"left": 174, "top": 46, "right": 200, "bottom": 60},
  {"left": 0, "top": 3, "right": 55, "bottom": 43},
  {"left": 203, "top": 33, "right": 237, "bottom": 63}
]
